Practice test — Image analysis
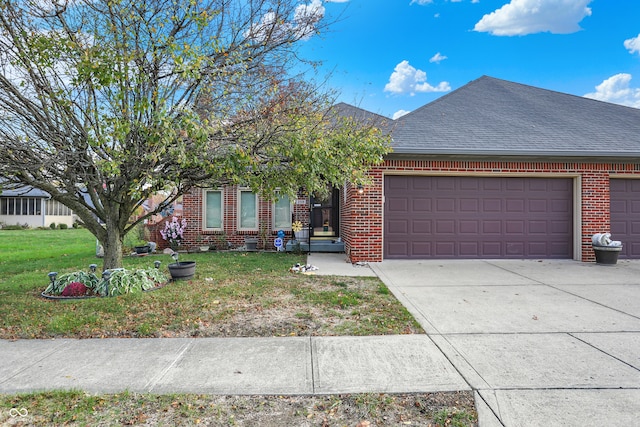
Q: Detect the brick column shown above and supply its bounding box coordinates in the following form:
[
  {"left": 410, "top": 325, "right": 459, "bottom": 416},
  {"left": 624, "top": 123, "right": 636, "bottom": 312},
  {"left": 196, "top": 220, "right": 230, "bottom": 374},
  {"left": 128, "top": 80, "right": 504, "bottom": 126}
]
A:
[
  {"left": 581, "top": 172, "right": 610, "bottom": 262},
  {"left": 344, "top": 170, "right": 384, "bottom": 263}
]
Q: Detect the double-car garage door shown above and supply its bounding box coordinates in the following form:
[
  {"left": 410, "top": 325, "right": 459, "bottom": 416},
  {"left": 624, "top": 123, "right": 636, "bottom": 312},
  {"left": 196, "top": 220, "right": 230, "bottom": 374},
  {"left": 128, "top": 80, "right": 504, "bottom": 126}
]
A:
[
  {"left": 384, "top": 176, "right": 574, "bottom": 259},
  {"left": 611, "top": 179, "right": 640, "bottom": 258}
]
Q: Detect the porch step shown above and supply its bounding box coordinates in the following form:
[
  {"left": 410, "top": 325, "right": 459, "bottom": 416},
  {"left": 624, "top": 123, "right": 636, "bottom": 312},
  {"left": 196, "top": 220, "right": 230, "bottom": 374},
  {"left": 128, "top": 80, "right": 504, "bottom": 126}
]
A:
[{"left": 285, "top": 240, "right": 344, "bottom": 253}]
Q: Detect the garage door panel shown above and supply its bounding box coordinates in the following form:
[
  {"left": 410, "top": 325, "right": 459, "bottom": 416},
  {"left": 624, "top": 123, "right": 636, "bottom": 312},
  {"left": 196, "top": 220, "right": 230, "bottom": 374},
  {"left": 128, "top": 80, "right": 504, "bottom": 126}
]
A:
[
  {"left": 436, "top": 220, "right": 455, "bottom": 234},
  {"left": 529, "top": 221, "right": 547, "bottom": 234},
  {"left": 412, "top": 199, "right": 431, "bottom": 212},
  {"left": 459, "top": 242, "right": 479, "bottom": 256},
  {"left": 482, "top": 242, "right": 502, "bottom": 256},
  {"left": 506, "top": 199, "right": 525, "bottom": 212},
  {"left": 412, "top": 220, "right": 431, "bottom": 234},
  {"left": 459, "top": 220, "right": 479, "bottom": 234},
  {"left": 551, "top": 199, "right": 571, "bottom": 212},
  {"left": 610, "top": 179, "right": 640, "bottom": 259},
  {"left": 386, "top": 242, "right": 408, "bottom": 257},
  {"left": 483, "top": 199, "right": 502, "bottom": 212},
  {"left": 387, "top": 220, "right": 408, "bottom": 234},
  {"left": 506, "top": 179, "right": 525, "bottom": 191},
  {"left": 387, "top": 198, "right": 408, "bottom": 212},
  {"left": 505, "top": 220, "right": 525, "bottom": 234},
  {"left": 506, "top": 242, "right": 524, "bottom": 255},
  {"left": 528, "top": 199, "right": 548, "bottom": 212},
  {"left": 435, "top": 242, "right": 455, "bottom": 256},
  {"left": 412, "top": 242, "right": 431, "bottom": 256},
  {"left": 436, "top": 199, "right": 455, "bottom": 212},
  {"left": 384, "top": 176, "right": 573, "bottom": 259},
  {"left": 459, "top": 199, "right": 479, "bottom": 212},
  {"left": 483, "top": 220, "right": 501, "bottom": 234}
]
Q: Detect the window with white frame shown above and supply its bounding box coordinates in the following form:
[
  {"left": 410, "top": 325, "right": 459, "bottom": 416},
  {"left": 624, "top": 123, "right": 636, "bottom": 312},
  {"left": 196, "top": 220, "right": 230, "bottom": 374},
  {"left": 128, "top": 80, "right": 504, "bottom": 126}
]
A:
[
  {"left": 238, "top": 189, "right": 258, "bottom": 230},
  {"left": 273, "top": 194, "right": 292, "bottom": 230},
  {"left": 203, "top": 189, "right": 223, "bottom": 230}
]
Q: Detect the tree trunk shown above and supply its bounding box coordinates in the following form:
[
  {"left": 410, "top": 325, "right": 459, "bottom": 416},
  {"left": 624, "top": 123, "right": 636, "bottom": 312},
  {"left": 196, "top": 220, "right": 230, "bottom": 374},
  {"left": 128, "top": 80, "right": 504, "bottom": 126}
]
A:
[{"left": 102, "top": 215, "right": 124, "bottom": 270}]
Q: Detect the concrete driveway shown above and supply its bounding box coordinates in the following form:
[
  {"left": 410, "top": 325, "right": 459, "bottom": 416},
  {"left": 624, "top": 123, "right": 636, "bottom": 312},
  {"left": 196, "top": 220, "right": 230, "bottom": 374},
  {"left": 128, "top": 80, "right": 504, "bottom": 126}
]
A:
[{"left": 371, "top": 259, "right": 640, "bottom": 427}]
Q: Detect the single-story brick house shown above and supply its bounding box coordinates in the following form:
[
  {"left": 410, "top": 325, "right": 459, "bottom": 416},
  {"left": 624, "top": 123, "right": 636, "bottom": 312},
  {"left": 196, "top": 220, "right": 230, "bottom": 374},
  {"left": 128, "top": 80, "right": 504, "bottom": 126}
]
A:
[{"left": 177, "top": 76, "right": 640, "bottom": 262}]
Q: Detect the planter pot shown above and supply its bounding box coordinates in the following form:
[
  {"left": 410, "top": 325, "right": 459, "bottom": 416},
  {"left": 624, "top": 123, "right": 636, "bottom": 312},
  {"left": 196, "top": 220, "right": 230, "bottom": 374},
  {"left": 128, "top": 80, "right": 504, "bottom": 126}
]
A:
[
  {"left": 244, "top": 237, "right": 259, "bottom": 251},
  {"left": 168, "top": 261, "right": 196, "bottom": 280},
  {"left": 135, "top": 245, "right": 151, "bottom": 254},
  {"left": 593, "top": 245, "right": 622, "bottom": 265},
  {"left": 199, "top": 245, "right": 210, "bottom": 252},
  {"left": 294, "top": 229, "right": 309, "bottom": 243}
]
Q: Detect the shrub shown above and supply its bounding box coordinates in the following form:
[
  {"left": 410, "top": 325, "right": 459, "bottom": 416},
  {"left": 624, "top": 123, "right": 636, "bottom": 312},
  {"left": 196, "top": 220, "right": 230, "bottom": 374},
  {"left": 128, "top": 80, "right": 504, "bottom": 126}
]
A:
[
  {"left": 61, "top": 282, "right": 89, "bottom": 297},
  {"left": 44, "top": 271, "right": 100, "bottom": 295},
  {"left": 49, "top": 222, "right": 56, "bottom": 229},
  {"left": 44, "top": 268, "right": 167, "bottom": 297},
  {"left": 1, "top": 224, "right": 26, "bottom": 230},
  {"left": 59, "top": 223, "right": 68, "bottom": 229}
]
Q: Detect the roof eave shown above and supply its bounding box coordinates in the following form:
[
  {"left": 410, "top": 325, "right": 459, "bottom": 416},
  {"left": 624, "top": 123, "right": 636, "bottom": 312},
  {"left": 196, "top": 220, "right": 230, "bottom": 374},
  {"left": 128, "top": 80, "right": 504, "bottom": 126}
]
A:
[{"left": 386, "top": 148, "right": 640, "bottom": 162}]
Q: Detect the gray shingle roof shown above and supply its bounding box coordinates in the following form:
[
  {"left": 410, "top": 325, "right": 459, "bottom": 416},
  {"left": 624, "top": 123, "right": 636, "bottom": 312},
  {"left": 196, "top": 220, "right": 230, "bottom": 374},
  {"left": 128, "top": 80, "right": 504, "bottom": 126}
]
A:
[
  {"left": 330, "top": 102, "right": 394, "bottom": 134},
  {"left": 391, "top": 76, "right": 640, "bottom": 158},
  {"left": 1, "top": 184, "right": 49, "bottom": 198}
]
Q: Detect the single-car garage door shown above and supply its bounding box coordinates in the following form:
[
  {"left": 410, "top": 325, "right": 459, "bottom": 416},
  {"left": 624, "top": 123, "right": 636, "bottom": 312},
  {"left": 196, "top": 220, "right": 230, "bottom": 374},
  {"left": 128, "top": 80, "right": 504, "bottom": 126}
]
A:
[
  {"left": 610, "top": 179, "right": 640, "bottom": 259},
  {"left": 384, "top": 176, "right": 573, "bottom": 259}
]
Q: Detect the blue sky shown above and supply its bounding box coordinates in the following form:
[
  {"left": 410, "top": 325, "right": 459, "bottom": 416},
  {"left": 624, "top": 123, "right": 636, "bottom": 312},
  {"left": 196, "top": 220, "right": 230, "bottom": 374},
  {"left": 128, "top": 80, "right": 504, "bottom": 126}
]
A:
[{"left": 299, "top": 0, "right": 640, "bottom": 119}]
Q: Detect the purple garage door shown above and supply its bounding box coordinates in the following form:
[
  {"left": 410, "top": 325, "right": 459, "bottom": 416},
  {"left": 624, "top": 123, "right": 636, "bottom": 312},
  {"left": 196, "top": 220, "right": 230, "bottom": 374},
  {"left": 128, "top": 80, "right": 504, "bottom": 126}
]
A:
[
  {"left": 384, "top": 176, "right": 573, "bottom": 259},
  {"left": 610, "top": 179, "right": 640, "bottom": 259}
]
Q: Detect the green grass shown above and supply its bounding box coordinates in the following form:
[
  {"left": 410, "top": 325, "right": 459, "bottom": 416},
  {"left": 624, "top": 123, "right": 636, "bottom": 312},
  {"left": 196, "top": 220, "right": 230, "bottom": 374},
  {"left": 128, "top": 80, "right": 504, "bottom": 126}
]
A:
[{"left": 0, "top": 228, "right": 422, "bottom": 338}]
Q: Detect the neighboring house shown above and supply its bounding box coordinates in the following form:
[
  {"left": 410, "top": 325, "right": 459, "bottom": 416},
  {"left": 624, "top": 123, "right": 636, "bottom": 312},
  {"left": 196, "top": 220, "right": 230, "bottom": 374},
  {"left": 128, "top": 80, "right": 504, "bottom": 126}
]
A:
[
  {"left": 0, "top": 185, "right": 74, "bottom": 228},
  {"left": 180, "top": 76, "right": 640, "bottom": 262}
]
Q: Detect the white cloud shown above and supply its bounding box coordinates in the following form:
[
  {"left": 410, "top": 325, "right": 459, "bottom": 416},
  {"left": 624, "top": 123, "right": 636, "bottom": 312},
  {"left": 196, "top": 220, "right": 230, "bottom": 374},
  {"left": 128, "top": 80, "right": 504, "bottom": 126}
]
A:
[
  {"left": 429, "top": 52, "right": 448, "bottom": 63},
  {"left": 247, "top": 0, "right": 325, "bottom": 42},
  {"left": 410, "top": 0, "right": 433, "bottom": 5},
  {"left": 384, "top": 60, "right": 451, "bottom": 95},
  {"left": 624, "top": 33, "right": 640, "bottom": 55},
  {"left": 294, "top": 0, "right": 326, "bottom": 40},
  {"left": 325, "top": 0, "right": 349, "bottom": 2},
  {"left": 584, "top": 74, "right": 640, "bottom": 108},
  {"left": 474, "top": 0, "right": 592, "bottom": 36},
  {"left": 393, "top": 110, "right": 411, "bottom": 119}
]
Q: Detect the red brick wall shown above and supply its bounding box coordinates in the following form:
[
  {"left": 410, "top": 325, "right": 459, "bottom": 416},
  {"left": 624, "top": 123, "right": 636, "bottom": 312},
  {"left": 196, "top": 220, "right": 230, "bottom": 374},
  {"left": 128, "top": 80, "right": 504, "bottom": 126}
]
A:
[
  {"left": 342, "top": 159, "right": 640, "bottom": 263},
  {"left": 175, "top": 186, "right": 304, "bottom": 250}
]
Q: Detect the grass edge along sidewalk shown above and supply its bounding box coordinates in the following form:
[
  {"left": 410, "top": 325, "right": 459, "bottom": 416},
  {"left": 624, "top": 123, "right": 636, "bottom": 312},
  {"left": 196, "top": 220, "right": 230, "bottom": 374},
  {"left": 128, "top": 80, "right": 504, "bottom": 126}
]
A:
[{"left": 0, "top": 228, "right": 477, "bottom": 426}]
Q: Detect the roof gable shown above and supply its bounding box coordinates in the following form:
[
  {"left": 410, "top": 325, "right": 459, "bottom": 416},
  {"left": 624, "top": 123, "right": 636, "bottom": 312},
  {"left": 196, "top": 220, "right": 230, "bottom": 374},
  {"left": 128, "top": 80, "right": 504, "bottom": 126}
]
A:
[
  {"left": 329, "top": 102, "right": 394, "bottom": 134},
  {"left": 392, "top": 76, "right": 640, "bottom": 158}
]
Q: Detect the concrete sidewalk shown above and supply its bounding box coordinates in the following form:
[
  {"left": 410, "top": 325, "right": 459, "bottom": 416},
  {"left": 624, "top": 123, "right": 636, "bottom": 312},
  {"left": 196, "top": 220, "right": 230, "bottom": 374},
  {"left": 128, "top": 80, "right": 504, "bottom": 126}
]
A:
[
  {"left": 4, "top": 254, "right": 639, "bottom": 427},
  {"left": 372, "top": 259, "right": 640, "bottom": 427},
  {"left": 0, "top": 335, "right": 467, "bottom": 395}
]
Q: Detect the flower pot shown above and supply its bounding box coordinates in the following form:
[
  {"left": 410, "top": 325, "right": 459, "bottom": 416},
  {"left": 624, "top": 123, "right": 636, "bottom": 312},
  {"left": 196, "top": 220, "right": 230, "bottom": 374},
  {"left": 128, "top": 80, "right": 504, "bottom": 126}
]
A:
[
  {"left": 593, "top": 245, "right": 622, "bottom": 265},
  {"left": 294, "top": 229, "right": 309, "bottom": 243},
  {"left": 244, "top": 237, "right": 259, "bottom": 251},
  {"left": 168, "top": 261, "right": 196, "bottom": 280},
  {"left": 199, "top": 245, "right": 210, "bottom": 252}
]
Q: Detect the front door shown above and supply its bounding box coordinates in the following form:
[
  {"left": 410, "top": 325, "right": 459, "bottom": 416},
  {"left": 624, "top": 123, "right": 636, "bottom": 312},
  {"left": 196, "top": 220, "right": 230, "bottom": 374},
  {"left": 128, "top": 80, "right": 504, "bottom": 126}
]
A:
[{"left": 311, "top": 188, "right": 339, "bottom": 238}]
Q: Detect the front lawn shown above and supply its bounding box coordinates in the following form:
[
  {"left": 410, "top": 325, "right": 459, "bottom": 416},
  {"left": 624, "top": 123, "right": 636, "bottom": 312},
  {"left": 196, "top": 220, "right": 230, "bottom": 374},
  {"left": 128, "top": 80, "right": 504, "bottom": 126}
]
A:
[{"left": 0, "top": 228, "right": 422, "bottom": 339}]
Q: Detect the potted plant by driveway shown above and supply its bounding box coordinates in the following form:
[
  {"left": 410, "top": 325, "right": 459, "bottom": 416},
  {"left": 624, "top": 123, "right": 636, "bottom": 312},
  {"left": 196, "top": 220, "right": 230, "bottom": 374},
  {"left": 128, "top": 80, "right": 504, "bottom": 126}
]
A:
[
  {"left": 167, "top": 253, "right": 196, "bottom": 280},
  {"left": 292, "top": 221, "right": 308, "bottom": 242},
  {"left": 161, "top": 217, "right": 196, "bottom": 279}
]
